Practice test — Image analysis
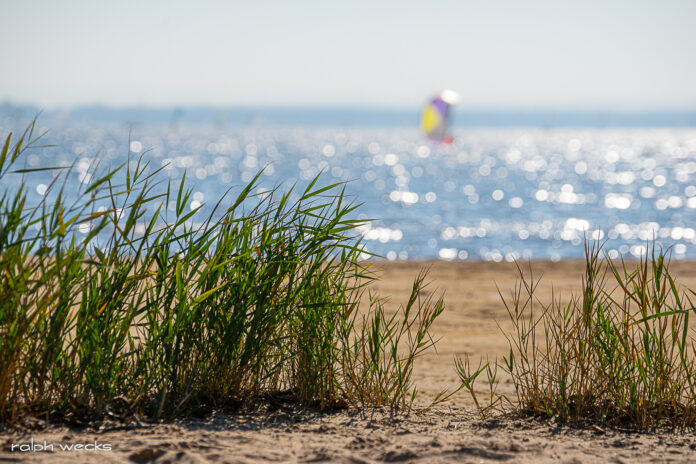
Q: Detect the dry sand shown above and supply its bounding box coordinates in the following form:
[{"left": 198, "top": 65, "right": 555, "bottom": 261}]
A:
[{"left": 3, "top": 259, "right": 696, "bottom": 463}]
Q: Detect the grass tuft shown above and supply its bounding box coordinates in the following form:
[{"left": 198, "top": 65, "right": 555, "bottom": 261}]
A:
[
  {"left": 460, "top": 240, "right": 696, "bottom": 429},
  {"left": 0, "top": 120, "right": 444, "bottom": 423}
]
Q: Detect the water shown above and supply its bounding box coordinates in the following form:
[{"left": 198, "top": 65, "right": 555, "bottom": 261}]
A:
[{"left": 3, "top": 113, "right": 696, "bottom": 261}]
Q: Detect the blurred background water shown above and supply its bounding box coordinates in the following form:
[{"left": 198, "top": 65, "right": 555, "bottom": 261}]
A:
[{"left": 2, "top": 106, "right": 696, "bottom": 261}]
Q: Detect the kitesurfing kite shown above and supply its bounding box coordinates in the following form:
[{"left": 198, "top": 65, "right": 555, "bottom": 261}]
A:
[{"left": 420, "top": 89, "right": 459, "bottom": 144}]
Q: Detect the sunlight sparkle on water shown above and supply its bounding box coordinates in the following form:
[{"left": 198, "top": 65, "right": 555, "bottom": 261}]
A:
[{"left": 4, "top": 120, "right": 696, "bottom": 260}]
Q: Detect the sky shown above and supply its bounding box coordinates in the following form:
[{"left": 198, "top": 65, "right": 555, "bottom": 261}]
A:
[{"left": 1, "top": 0, "right": 695, "bottom": 110}]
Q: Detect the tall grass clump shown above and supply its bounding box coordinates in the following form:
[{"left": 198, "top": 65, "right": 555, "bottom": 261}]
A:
[
  {"left": 0, "top": 120, "right": 444, "bottom": 424},
  {"left": 461, "top": 241, "right": 696, "bottom": 429}
]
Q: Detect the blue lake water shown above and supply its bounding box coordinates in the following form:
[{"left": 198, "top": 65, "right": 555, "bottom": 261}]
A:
[{"left": 2, "top": 110, "right": 696, "bottom": 261}]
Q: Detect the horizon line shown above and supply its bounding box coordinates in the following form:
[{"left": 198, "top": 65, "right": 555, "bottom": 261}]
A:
[{"left": 3, "top": 100, "right": 696, "bottom": 114}]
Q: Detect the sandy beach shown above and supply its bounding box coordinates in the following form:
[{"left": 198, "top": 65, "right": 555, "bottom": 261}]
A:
[{"left": 3, "top": 259, "right": 696, "bottom": 463}]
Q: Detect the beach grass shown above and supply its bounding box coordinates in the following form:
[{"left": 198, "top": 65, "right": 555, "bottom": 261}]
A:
[
  {"left": 0, "top": 120, "right": 443, "bottom": 423},
  {"left": 9, "top": 118, "right": 695, "bottom": 432},
  {"left": 460, "top": 241, "right": 696, "bottom": 429}
]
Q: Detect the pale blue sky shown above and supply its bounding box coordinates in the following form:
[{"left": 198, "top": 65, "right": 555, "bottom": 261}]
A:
[{"left": 1, "top": 0, "right": 695, "bottom": 109}]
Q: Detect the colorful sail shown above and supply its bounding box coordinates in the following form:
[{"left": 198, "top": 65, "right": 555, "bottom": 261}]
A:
[{"left": 420, "top": 90, "right": 459, "bottom": 143}]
